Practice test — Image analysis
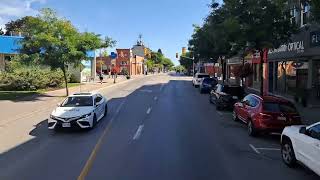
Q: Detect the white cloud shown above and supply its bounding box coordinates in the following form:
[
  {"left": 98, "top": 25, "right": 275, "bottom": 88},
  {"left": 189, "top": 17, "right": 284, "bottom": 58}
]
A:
[{"left": 0, "top": 0, "right": 46, "bottom": 30}]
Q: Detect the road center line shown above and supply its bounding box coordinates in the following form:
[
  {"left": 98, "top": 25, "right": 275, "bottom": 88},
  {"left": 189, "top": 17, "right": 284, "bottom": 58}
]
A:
[
  {"left": 78, "top": 100, "right": 126, "bottom": 180},
  {"left": 146, "top": 107, "right": 152, "bottom": 114},
  {"left": 133, "top": 125, "right": 144, "bottom": 140},
  {"left": 249, "top": 144, "right": 261, "bottom": 154}
]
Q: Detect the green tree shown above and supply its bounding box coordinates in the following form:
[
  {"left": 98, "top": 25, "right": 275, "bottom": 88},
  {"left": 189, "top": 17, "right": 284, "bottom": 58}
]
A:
[
  {"left": 223, "top": 0, "right": 297, "bottom": 95},
  {"left": 18, "top": 8, "right": 113, "bottom": 95},
  {"left": 0, "top": 28, "right": 4, "bottom": 35},
  {"left": 179, "top": 52, "right": 193, "bottom": 74},
  {"left": 4, "top": 16, "right": 38, "bottom": 36}
]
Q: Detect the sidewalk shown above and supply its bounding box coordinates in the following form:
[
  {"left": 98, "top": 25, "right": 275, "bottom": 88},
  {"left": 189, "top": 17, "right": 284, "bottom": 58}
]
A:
[{"left": 0, "top": 75, "right": 144, "bottom": 126}]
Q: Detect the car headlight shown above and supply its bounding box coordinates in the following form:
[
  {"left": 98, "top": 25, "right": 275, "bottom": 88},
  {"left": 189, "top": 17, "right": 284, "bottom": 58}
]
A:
[
  {"left": 80, "top": 113, "right": 92, "bottom": 119},
  {"left": 50, "top": 114, "right": 57, "bottom": 119}
]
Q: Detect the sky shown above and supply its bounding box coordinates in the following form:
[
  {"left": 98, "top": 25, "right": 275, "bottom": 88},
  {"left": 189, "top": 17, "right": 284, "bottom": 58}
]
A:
[{"left": 0, "top": 0, "right": 214, "bottom": 65}]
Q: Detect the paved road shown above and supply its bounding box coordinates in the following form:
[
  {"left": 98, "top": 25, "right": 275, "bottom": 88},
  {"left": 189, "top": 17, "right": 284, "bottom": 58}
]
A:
[{"left": 0, "top": 74, "right": 318, "bottom": 180}]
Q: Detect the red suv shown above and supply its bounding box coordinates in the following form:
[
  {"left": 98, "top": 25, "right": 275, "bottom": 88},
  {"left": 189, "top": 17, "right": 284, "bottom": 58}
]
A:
[{"left": 233, "top": 94, "right": 302, "bottom": 136}]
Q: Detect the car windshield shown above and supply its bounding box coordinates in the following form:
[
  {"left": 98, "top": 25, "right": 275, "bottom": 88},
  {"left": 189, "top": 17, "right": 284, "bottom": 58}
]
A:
[
  {"left": 223, "top": 86, "right": 243, "bottom": 96},
  {"left": 263, "top": 102, "right": 297, "bottom": 113},
  {"left": 60, "top": 96, "right": 93, "bottom": 107},
  {"left": 197, "top": 75, "right": 210, "bottom": 78}
]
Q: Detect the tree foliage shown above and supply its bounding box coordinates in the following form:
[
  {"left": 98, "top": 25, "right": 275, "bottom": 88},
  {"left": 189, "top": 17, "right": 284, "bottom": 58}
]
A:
[
  {"left": 311, "top": 0, "right": 320, "bottom": 24},
  {"left": 17, "top": 8, "right": 114, "bottom": 95},
  {"left": 188, "top": 0, "right": 297, "bottom": 95},
  {"left": 4, "top": 16, "right": 38, "bottom": 36},
  {"left": 148, "top": 50, "right": 174, "bottom": 70},
  {"left": 0, "top": 28, "right": 4, "bottom": 35}
]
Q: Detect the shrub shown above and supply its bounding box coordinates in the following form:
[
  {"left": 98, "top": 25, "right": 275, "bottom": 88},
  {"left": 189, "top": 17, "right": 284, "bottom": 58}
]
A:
[{"left": 0, "top": 65, "right": 65, "bottom": 91}]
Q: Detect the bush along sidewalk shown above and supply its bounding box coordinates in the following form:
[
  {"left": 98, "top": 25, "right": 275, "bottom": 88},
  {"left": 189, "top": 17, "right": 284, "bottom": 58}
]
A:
[{"left": 0, "top": 65, "right": 70, "bottom": 91}]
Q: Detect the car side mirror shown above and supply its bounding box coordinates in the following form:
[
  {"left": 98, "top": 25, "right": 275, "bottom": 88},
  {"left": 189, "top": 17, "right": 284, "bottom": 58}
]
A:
[{"left": 299, "top": 127, "right": 307, "bottom": 134}]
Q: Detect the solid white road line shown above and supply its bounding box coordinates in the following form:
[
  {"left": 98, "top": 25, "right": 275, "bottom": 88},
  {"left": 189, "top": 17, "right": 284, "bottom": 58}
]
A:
[
  {"left": 154, "top": 96, "right": 158, "bottom": 101},
  {"left": 133, "top": 125, "right": 144, "bottom": 140},
  {"left": 249, "top": 144, "right": 261, "bottom": 154},
  {"left": 146, "top": 107, "right": 152, "bottom": 114}
]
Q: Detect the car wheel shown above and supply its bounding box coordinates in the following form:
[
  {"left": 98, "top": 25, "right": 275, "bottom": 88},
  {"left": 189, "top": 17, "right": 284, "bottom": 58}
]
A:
[
  {"left": 232, "top": 110, "right": 239, "bottom": 122},
  {"left": 209, "top": 95, "right": 213, "bottom": 104},
  {"left": 216, "top": 104, "right": 221, "bottom": 110},
  {"left": 104, "top": 104, "right": 108, "bottom": 117},
  {"left": 200, "top": 88, "right": 203, "bottom": 94},
  {"left": 247, "top": 120, "right": 257, "bottom": 136},
  {"left": 281, "top": 140, "right": 297, "bottom": 167}
]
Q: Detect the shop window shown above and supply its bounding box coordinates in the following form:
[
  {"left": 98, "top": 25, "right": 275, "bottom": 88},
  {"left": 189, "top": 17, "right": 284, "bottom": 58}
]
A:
[{"left": 275, "top": 61, "right": 308, "bottom": 96}]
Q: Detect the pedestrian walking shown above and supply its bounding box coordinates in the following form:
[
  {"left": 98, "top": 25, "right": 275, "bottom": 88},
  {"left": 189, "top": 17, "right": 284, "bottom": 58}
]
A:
[{"left": 99, "top": 73, "right": 103, "bottom": 84}]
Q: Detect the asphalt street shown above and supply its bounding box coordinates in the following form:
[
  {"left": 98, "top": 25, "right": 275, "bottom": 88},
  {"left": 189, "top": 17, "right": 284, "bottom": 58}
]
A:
[{"left": 0, "top": 73, "right": 318, "bottom": 180}]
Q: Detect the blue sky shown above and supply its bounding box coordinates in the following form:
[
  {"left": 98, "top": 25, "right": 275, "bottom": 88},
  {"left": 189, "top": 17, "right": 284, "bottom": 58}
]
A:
[{"left": 0, "top": 0, "right": 214, "bottom": 65}]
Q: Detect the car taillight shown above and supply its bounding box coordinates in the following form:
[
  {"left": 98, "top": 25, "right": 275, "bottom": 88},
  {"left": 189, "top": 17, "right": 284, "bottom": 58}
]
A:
[{"left": 259, "top": 113, "right": 273, "bottom": 121}]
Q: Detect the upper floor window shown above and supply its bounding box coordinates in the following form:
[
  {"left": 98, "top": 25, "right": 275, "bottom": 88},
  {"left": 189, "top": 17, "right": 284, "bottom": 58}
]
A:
[
  {"left": 290, "top": 7, "right": 297, "bottom": 24},
  {"left": 302, "top": 2, "right": 311, "bottom": 26}
]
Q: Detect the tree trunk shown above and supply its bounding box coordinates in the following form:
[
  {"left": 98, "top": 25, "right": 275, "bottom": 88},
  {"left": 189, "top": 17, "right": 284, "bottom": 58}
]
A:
[
  {"left": 259, "top": 50, "right": 264, "bottom": 96},
  {"left": 62, "top": 67, "right": 69, "bottom": 96}
]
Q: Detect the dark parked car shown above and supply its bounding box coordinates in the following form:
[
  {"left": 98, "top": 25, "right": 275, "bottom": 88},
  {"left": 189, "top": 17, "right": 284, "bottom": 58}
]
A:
[
  {"left": 199, "top": 77, "right": 218, "bottom": 94},
  {"left": 209, "top": 84, "right": 245, "bottom": 110},
  {"left": 233, "top": 94, "right": 302, "bottom": 136}
]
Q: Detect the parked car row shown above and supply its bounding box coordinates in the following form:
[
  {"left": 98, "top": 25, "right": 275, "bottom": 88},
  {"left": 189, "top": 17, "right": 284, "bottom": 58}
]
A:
[{"left": 192, "top": 73, "right": 320, "bottom": 176}]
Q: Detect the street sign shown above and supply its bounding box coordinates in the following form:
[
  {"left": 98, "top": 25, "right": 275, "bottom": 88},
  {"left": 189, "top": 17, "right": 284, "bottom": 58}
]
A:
[{"left": 110, "top": 52, "right": 117, "bottom": 59}]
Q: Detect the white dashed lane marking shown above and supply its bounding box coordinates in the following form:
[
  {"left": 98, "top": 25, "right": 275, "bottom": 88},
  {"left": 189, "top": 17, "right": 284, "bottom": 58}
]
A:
[{"left": 133, "top": 125, "right": 144, "bottom": 140}]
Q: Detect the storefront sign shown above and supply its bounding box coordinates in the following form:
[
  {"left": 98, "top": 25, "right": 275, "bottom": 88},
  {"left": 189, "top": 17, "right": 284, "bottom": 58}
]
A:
[
  {"left": 269, "top": 41, "right": 305, "bottom": 54},
  {"left": 310, "top": 31, "right": 320, "bottom": 47}
]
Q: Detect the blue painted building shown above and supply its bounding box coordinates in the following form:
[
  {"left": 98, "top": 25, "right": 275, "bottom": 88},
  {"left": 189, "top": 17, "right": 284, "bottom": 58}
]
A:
[{"left": 0, "top": 35, "right": 23, "bottom": 71}]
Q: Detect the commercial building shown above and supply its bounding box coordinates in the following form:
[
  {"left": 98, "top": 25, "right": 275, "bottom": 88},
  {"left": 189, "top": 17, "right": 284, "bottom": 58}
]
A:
[{"left": 116, "top": 49, "right": 144, "bottom": 75}]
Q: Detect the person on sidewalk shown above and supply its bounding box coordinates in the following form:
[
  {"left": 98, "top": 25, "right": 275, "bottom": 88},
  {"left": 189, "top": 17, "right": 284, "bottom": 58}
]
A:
[{"left": 99, "top": 73, "right": 104, "bottom": 84}]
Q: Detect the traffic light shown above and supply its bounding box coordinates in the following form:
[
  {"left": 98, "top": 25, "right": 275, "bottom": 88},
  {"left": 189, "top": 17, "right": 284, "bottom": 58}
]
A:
[{"left": 176, "top": 53, "right": 179, "bottom": 58}]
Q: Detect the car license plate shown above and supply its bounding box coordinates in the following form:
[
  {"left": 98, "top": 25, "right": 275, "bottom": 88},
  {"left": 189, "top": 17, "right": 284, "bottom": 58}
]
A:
[
  {"left": 62, "top": 123, "right": 71, "bottom": 128},
  {"left": 277, "top": 117, "right": 286, "bottom": 121}
]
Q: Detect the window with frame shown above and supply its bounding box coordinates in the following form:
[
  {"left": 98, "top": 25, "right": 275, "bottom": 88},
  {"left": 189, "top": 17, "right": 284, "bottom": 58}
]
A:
[
  {"left": 248, "top": 96, "right": 259, "bottom": 107},
  {"left": 290, "top": 7, "right": 297, "bottom": 24},
  {"left": 302, "top": 2, "right": 310, "bottom": 26}
]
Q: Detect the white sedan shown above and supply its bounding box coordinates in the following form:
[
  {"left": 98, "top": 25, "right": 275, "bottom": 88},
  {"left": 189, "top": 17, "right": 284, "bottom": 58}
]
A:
[
  {"left": 281, "top": 122, "right": 320, "bottom": 176},
  {"left": 192, "top": 73, "right": 210, "bottom": 87},
  {"left": 48, "top": 92, "right": 108, "bottom": 130}
]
